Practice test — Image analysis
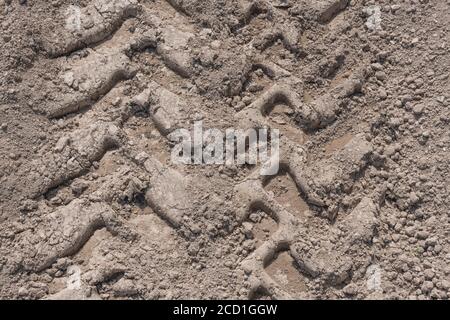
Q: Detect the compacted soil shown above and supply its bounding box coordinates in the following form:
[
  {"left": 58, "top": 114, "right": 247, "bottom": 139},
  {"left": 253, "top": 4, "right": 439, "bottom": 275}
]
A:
[{"left": 0, "top": 0, "right": 448, "bottom": 300}]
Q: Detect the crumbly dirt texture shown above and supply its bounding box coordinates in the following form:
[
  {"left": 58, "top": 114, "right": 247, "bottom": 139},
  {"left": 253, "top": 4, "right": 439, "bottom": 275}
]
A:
[{"left": 0, "top": 0, "right": 449, "bottom": 300}]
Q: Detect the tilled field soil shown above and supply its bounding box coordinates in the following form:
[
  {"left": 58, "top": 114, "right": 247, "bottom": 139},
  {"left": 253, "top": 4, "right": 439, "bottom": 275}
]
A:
[{"left": 0, "top": 0, "right": 449, "bottom": 300}]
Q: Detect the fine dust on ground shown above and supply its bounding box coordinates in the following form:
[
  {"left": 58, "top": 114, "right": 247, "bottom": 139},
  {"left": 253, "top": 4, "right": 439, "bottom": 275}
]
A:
[{"left": 0, "top": 0, "right": 449, "bottom": 300}]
